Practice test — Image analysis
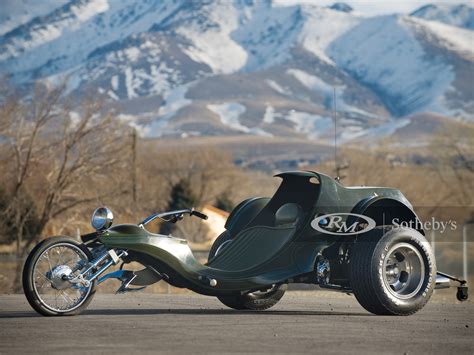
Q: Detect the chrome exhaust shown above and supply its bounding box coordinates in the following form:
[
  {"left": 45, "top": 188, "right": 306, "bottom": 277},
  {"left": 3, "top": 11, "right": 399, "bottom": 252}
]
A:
[{"left": 435, "top": 274, "right": 451, "bottom": 289}]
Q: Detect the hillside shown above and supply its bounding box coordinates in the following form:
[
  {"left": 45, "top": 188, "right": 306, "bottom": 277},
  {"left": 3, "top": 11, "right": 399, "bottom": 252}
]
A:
[{"left": 0, "top": 0, "right": 472, "bottom": 145}]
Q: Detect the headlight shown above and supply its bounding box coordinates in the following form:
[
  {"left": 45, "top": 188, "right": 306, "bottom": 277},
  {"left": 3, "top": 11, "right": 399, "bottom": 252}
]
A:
[{"left": 91, "top": 207, "right": 113, "bottom": 230}]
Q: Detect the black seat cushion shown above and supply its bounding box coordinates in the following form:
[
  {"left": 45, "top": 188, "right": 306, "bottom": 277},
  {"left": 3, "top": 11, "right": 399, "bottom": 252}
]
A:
[{"left": 274, "top": 203, "right": 302, "bottom": 227}]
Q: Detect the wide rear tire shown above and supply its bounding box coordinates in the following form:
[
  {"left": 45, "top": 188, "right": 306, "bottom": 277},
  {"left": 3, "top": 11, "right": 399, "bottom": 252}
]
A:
[
  {"left": 350, "top": 227, "right": 435, "bottom": 316},
  {"left": 209, "top": 231, "right": 287, "bottom": 310}
]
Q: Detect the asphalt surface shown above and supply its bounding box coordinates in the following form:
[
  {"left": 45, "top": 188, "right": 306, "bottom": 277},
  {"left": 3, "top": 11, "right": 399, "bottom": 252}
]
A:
[{"left": 0, "top": 291, "right": 473, "bottom": 354}]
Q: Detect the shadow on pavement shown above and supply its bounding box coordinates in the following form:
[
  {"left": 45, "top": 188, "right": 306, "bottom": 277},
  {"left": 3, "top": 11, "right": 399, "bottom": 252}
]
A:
[{"left": 0, "top": 308, "right": 370, "bottom": 318}]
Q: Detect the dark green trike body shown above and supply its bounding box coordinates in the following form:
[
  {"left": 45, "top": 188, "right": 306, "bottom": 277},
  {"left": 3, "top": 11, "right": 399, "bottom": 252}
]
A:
[
  {"left": 23, "top": 170, "right": 468, "bottom": 316},
  {"left": 99, "top": 171, "right": 419, "bottom": 296}
]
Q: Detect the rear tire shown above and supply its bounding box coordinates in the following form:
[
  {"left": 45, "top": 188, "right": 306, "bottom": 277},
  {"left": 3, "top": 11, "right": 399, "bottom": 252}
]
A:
[
  {"left": 350, "top": 227, "right": 435, "bottom": 316},
  {"left": 209, "top": 231, "right": 287, "bottom": 310}
]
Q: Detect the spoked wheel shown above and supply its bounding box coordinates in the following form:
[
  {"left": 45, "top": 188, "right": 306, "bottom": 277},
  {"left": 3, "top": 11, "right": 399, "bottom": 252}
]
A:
[
  {"left": 23, "top": 237, "right": 96, "bottom": 316},
  {"left": 208, "top": 231, "right": 287, "bottom": 311},
  {"left": 350, "top": 227, "right": 435, "bottom": 316}
]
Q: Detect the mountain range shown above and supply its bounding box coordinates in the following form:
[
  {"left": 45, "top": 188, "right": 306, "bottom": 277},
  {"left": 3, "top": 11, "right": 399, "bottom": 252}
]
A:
[{"left": 0, "top": 0, "right": 473, "bottom": 145}]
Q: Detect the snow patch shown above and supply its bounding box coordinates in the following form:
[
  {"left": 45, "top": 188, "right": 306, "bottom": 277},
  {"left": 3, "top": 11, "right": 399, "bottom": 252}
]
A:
[
  {"left": 288, "top": 68, "right": 334, "bottom": 94},
  {"left": 208, "top": 103, "right": 271, "bottom": 136},
  {"left": 285, "top": 110, "right": 333, "bottom": 140},
  {"left": 124, "top": 47, "right": 141, "bottom": 62},
  {"left": 111, "top": 75, "right": 118, "bottom": 91},
  {"left": 145, "top": 84, "right": 193, "bottom": 137},
  {"left": 107, "top": 90, "right": 119, "bottom": 101},
  {"left": 178, "top": 3, "right": 247, "bottom": 74},
  {"left": 266, "top": 80, "right": 288, "bottom": 95},
  {"left": 288, "top": 68, "right": 378, "bottom": 117},
  {"left": 299, "top": 6, "right": 361, "bottom": 64},
  {"left": 263, "top": 105, "right": 276, "bottom": 124},
  {"left": 410, "top": 4, "right": 474, "bottom": 30},
  {"left": 409, "top": 17, "right": 474, "bottom": 56},
  {"left": 232, "top": 3, "right": 302, "bottom": 71},
  {"left": 328, "top": 15, "right": 457, "bottom": 115},
  {"left": 366, "top": 118, "right": 411, "bottom": 137},
  {"left": 0, "top": 0, "right": 69, "bottom": 35},
  {"left": 71, "top": 0, "right": 109, "bottom": 22},
  {"left": 124, "top": 67, "right": 136, "bottom": 99}
]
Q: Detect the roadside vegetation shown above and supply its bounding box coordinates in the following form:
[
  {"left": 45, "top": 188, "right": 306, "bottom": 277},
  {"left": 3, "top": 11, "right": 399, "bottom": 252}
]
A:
[{"left": 0, "top": 81, "right": 472, "bottom": 293}]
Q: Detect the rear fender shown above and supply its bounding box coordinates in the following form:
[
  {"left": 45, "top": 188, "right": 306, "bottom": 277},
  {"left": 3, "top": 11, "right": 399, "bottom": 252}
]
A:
[
  {"left": 351, "top": 197, "right": 424, "bottom": 235},
  {"left": 321, "top": 197, "right": 423, "bottom": 287}
]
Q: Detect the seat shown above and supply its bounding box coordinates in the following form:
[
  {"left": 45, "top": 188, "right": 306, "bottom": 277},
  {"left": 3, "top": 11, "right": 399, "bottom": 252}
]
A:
[
  {"left": 207, "top": 203, "right": 303, "bottom": 272},
  {"left": 274, "top": 203, "right": 302, "bottom": 227}
]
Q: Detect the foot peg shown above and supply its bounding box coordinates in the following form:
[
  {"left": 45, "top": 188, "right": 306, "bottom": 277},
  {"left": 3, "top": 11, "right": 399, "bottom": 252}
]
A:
[
  {"left": 98, "top": 267, "right": 163, "bottom": 294},
  {"left": 116, "top": 271, "right": 146, "bottom": 294}
]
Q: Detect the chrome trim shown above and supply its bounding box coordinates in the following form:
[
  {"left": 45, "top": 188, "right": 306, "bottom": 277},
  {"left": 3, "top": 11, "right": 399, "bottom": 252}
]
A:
[
  {"left": 69, "top": 249, "right": 127, "bottom": 287},
  {"left": 215, "top": 240, "right": 232, "bottom": 256},
  {"left": 382, "top": 243, "right": 425, "bottom": 299},
  {"left": 91, "top": 207, "right": 114, "bottom": 230},
  {"left": 435, "top": 274, "right": 451, "bottom": 289}
]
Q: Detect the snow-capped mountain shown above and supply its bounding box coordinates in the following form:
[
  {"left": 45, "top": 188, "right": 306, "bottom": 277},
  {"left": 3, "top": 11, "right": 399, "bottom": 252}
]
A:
[
  {"left": 0, "top": 0, "right": 69, "bottom": 35},
  {"left": 0, "top": 0, "right": 472, "bottom": 142},
  {"left": 411, "top": 3, "right": 474, "bottom": 30}
]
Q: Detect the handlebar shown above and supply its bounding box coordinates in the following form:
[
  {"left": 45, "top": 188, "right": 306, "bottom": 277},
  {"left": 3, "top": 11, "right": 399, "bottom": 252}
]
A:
[
  {"left": 190, "top": 209, "right": 208, "bottom": 220},
  {"left": 139, "top": 208, "right": 208, "bottom": 227}
]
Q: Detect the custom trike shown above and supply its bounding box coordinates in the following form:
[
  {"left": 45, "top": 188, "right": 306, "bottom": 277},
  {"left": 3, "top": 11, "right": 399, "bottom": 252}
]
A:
[{"left": 23, "top": 171, "right": 468, "bottom": 316}]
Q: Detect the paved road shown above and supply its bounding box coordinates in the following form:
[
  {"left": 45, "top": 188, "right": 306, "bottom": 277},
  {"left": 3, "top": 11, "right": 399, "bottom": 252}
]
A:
[{"left": 0, "top": 291, "right": 473, "bottom": 354}]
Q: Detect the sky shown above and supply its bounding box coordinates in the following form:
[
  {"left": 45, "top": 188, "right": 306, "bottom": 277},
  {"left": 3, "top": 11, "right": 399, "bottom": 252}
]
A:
[{"left": 274, "top": 0, "right": 472, "bottom": 16}]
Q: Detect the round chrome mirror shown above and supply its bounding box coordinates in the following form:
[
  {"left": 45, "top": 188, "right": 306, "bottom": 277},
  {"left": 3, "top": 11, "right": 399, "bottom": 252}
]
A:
[{"left": 91, "top": 207, "right": 113, "bottom": 230}]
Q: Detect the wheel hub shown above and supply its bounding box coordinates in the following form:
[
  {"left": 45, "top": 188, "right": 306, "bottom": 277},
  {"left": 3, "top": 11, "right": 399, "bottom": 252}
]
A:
[
  {"left": 382, "top": 243, "right": 425, "bottom": 299},
  {"left": 47, "top": 264, "right": 73, "bottom": 290}
]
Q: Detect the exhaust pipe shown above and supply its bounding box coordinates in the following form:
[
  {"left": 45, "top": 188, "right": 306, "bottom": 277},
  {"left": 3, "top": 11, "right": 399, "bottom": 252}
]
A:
[{"left": 435, "top": 274, "right": 451, "bottom": 289}]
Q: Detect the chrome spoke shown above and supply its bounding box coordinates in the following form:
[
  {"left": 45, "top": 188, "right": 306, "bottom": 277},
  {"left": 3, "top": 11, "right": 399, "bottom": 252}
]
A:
[
  {"left": 44, "top": 251, "right": 53, "bottom": 274},
  {"left": 37, "top": 272, "right": 51, "bottom": 282}
]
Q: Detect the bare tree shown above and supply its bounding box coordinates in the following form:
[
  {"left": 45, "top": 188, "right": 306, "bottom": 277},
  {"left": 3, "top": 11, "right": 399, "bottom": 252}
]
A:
[
  {"left": 137, "top": 146, "right": 250, "bottom": 211},
  {"left": 0, "top": 81, "right": 130, "bottom": 260},
  {"left": 430, "top": 122, "right": 474, "bottom": 207}
]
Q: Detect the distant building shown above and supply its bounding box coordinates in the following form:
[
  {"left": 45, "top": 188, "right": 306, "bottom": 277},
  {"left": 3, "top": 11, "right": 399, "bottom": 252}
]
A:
[{"left": 202, "top": 205, "right": 229, "bottom": 242}]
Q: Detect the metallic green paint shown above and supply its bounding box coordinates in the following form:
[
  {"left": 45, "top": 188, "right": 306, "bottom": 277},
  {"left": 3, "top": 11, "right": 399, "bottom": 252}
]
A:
[{"left": 99, "top": 171, "right": 420, "bottom": 296}]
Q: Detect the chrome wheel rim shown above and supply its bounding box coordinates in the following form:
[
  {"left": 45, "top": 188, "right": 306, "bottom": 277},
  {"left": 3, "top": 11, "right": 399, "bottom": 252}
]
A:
[
  {"left": 382, "top": 243, "right": 425, "bottom": 299},
  {"left": 32, "top": 243, "right": 92, "bottom": 313}
]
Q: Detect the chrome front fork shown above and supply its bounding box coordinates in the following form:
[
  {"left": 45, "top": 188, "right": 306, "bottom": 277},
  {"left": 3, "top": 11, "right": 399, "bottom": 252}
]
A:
[{"left": 69, "top": 249, "right": 127, "bottom": 287}]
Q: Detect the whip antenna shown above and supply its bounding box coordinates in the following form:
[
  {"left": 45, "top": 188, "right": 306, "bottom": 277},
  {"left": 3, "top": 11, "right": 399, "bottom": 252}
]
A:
[{"left": 333, "top": 87, "right": 339, "bottom": 181}]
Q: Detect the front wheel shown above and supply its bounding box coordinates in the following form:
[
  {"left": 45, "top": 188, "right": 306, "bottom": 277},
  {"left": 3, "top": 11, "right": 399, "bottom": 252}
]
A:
[
  {"left": 350, "top": 227, "right": 436, "bottom": 316},
  {"left": 23, "top": 237, "right": 96, "bottom": 316}
]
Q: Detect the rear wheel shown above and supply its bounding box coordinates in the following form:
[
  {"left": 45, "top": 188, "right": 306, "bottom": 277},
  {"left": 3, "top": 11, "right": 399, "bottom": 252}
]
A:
[
  {"left": 23, "top": 237, "right": 96, "bottom": 316},
  {"left": 350, "top": 227, "right": 435, "bottom": 315},
  {"left": 209, "top": 231, "right": 287, "bottom": 310}
]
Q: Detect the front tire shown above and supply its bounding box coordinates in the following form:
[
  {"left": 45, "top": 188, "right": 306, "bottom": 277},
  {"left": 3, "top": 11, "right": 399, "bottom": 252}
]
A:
[
  {"left": 350, "top": 227, "right": 435, "bottom": 316},
  {"left": 209, "top": 231, "right": 287, "bottom": 310},
  {"left": 23, "top": 237, "right": 96, "bottom": 316}
]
